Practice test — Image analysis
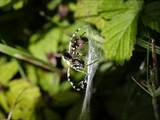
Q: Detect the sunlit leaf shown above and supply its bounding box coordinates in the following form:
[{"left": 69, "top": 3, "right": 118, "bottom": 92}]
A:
[
  {"left": 38, "top": 70, "right": 60, "bottom": 95},
  {"left": 0, "top": 0, "right": 11, "bottom": 7},
  {"left": 29, "top": 28, "right": 60, "bottom": 61},
  {"left": 76, "top": 0, "right": 143, "bottom": 63},
  {"left": 26, "top": 64, "right": 38, "bottom": 85},
  {"left": 6, "top": 79, "right": 41, "bottom": 120},
  {"left": 47, "top": 0, "right": 62, "bottom": 10},
  {"left": 101, "top": 0, "right": 143, "bottom": 62},
  {"left": 0, "top": 92, "right": 9, "bottom": 112},
  {"left": 75, "top": 0, "right": 100, "bottom": 17},
  {"left": 0, "top": 60, "right": 18, "bottom": 85},
  {"left": 13, "top": 1, "right": 24, "bottom": 10}
]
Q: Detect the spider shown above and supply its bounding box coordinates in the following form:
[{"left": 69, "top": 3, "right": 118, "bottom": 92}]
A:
[{"left": 63, "top": 28, "right": 89, "bottom": 91}]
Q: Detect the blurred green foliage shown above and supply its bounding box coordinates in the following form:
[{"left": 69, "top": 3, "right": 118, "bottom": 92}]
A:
[{"left": 0, "top": 0, "right": 160, "bottom": 120}]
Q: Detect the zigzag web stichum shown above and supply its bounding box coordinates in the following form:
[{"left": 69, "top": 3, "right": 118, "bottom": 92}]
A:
[{"left": 80, "top": 25, "right": 104, "bottom": 120}]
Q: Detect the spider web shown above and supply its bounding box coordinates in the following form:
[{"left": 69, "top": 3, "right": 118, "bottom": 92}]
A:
[{"left": 80, "top": 25, "right": 104, "bottom": 120}]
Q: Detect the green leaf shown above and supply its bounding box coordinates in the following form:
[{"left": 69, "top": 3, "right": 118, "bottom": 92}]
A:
[
  {"left": 59, "top": 81, "right": 70, "bottom": 92},
  {"left": 75, "top": 0, "right": 100, "bottom": 17},
  {"left": 0, "top": 57, "right": 7, "bottom": 65},
  {"left": 6, "top": 79, "right": 41, "bottom": 120},
  {"left": 0, "top": 60, "right": 18, "bottom": 85},
  {"left": 75, "top": 0, "right": 105, "bottom": 30},
  {"left": 47, "top": 0, "right": 62, "bottom": 10},
  {"left": 29, "top": 28, "right": 60, "bottom": 61},
  {"left": 0, "top": 0, "right": 11, "bottom": 7},
  {"left": 0, "top": 92, "right": 9, "bottom": 112},
  {"left": 13, "top": 0, "right": 24, "bottom": 10},
  {"left": 38, "top": 70, "right": 60, "bottom": 95},
  {"left": 75, "top": 0, "right": 143, "bottom": 63},
  {"left": 101, "top": 0, "right": 143, "bottom": 62},
  {"left": 0, "top": 0, "right": 25, "bottom": 9},
  {"left": 26, "top": 64, "right": 38, "bottom": 85}
]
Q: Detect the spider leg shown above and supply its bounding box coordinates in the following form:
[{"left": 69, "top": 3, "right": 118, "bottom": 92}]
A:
[
  {"left": 78, "top": 76, "right": 87, "bottom": 90},
  {"left": 72, "top": 28, "right": 81, "bottom": 37},
  {"left": 87, "top": 59, "right": 99, "bottom": 66},
  {"left": 80, "top": 32, "right": 86, "bottom": 37},
  {"left": 67, "top": 67, "right": 81, "bottom": 91},
  {"left": 67, "top": 67, "right": 87, "bottom": 91},
  {"left": 72, "top": 67, "right": 86, "bottom": 74}
]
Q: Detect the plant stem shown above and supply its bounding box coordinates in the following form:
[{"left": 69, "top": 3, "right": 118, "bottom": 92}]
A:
[
  {"left": 151, "top": 39, "right": 158, "bottom": 86},
  {"left": 151, "top": 39, "right": 159, "bottom": 120},
  {"left": 152, "top": 97, "right": 159, "bottom": 120},
  {"left": 0, "top": 43, "right": 55, "bottom": 72}
]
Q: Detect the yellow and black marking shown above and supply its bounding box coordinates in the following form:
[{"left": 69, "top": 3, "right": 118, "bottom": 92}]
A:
[{"left": 63, "top": 28, "right": 88, "bottom": 91}]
